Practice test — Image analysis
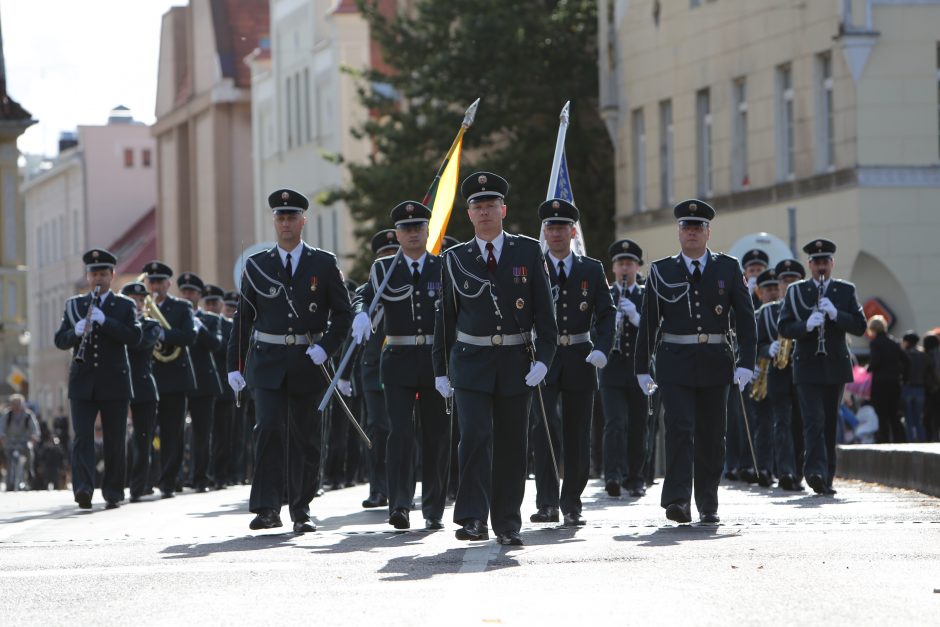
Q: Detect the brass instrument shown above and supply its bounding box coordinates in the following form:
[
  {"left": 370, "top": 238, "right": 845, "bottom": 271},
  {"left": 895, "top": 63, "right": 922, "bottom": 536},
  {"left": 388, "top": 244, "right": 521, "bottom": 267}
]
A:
[
  {"left": 773, "top": 338, "right": 793, "bottom": 369},
  {"left": 815, "top": 271, "right": 828, "bottom": 356},
  {"left": 135, "top": 272, "right": 182, "bottom": 363},
  {"left": 750, "top": 357, "right": 770, "bottom": 401},
  {"left": 612, "top": 276, "right": 627, "bottom": 352},
  {"left": 74, "top": 285, "right": 101, "bottom": 363}
]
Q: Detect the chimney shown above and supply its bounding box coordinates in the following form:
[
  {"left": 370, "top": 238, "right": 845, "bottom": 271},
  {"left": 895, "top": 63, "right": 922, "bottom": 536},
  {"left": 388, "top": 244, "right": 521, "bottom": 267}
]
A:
[{"left": 58, "top": 131, "right": 78, "bottom": 153}]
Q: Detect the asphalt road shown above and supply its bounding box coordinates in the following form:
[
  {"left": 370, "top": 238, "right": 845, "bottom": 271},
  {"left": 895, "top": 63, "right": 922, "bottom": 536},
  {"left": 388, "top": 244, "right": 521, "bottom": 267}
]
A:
[{"left": 1, "top": 478, "right": 938, "bottom": 625}]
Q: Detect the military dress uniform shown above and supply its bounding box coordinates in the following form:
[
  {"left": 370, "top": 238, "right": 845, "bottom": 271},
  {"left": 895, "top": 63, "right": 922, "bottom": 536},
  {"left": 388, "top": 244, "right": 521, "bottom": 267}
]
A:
[
  {"left": 433, "top": 172, "right": 557, "bottom": 544},
  {"left": 356, "top": 201, "right": 451, "bottom": 530},
  {"left": 600, "top": 239, "right": 649, "bottom": 497},
  {"left": 774, "top": 258, "right": 807, "bottom": 479},
  {"left": 635, "top": 200, "right": 756, "bottom": 523},
  {"left": 777, "top": 239, "right": 867, "bottom": 495},
  {"left": 751, "top": 268, "right": 780, "bottom": 487},
  {"left": 224, "top": 290, "right": 253, "bottom": 484},
  {"left": 530, "top": 199, "right": 615, "bottom": 525},
  {"left": 120, "top": 282, "right": 163, "bottom": 501},
  {"left": 143, "top": 261, "right": 198, "bottom": 498},
  {"left": 204, "top": 285, "right": 236, "bottom": 489},
  {"left": 53, "top": 249, "right": 142, "bottom": 508},
  {"left": 227, "top": 188, "right": 352, "bottom": 531}
]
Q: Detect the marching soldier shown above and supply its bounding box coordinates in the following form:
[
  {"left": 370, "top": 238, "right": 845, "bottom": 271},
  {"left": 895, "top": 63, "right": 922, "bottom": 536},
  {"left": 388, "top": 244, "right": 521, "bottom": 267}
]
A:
[
  {"left": 774, "top": 258, "right": 807, "bottom": 479},
  {"left": 600, "top": 238, "right": 648, "bottom": 498},
  {"left": 751, "top": 269, "right": 782, "bottom": 487},
  {"left": 203, "top": 284, "right": 235, "bottom": 489},
  {"left": 226, "top": 188, "right": 352, "bottom": 533},
  {"left": 120, "top": 282, "right": 163, "bottom": 502},
  {"left": 54, "top": 249, "right": 141, "bottom": 509},
  {"left": 635, "top": 200, "right": 756, "bottom": 524},
  {"left": 178, "top": 273, "right": 224, "bottom": 492},
  {"left": 353, "top": 201, "right": 451, "bottom": 531},
  {"left": 778, "top": 239, "right": 867, "bottom": 495},
  {"left": 433, "top": 172, "right": 557, "bottom": 545},
  {"left": 741, "top": 248, "right": 769, "bottom": 310},
  {"left": 224, "top": 290, "right": 251, "bottom": 484},
  {"left": 529, "top": 198, "right": 614, "bottom": 526}
]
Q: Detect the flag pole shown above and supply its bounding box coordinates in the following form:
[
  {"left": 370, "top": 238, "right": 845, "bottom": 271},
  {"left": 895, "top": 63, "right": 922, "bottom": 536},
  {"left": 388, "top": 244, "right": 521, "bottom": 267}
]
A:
[
  {"left": 423, "top": 98, "right": 479, "bottom": 205},
  {"left": 545, "top": 100, "right": 570, "bottom": 200}
]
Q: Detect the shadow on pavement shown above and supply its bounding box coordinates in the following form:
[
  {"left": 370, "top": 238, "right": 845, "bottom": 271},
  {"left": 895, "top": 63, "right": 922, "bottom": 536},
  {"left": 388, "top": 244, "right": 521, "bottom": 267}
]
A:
[
  {"left": 160, "top": 532, "right": 298, "bottom": 558},
  {"left": 613, "top": 525, "right": 738, "bottom": 547},
  {"left": 314, "top": 508, "right": 395, "bottom": 529},
  {"left": 184, "top": 500, "right": 251, "bottom": 518}
]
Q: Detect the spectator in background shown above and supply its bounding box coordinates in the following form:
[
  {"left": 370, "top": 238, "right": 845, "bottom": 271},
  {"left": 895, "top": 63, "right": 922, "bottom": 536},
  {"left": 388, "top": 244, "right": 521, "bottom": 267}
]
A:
[
  {"left": 901, "top": 331, "right": 928, "bottom": 442},
  {"left": 922, "top": 333, "right": 940, "bottom": 442},
  {"left": 0, "top": 395, "right": 41, "bottom": 491},
  {"left": 867, "top": 316, "right": 907, "bottom": 443}
]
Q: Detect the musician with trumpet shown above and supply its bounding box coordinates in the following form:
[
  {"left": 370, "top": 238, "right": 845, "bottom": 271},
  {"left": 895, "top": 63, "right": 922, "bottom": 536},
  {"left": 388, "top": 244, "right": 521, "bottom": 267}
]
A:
[
  {"left": 54, "top": 249, "right": 141, "bottom": 510},
  {"left": 750, "top": 268, "right": 783, "bottom": 488},
  {"left": 778, "top": 239, "right": 867, "bottom": 495},
  {"left": 142, "top": 260, "right": 198, "bottom": 499}
]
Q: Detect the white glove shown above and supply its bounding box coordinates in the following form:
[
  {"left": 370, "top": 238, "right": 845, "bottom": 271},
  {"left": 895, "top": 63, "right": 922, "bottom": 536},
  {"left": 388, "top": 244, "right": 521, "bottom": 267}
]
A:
[
  {"left": 158, "top": 328, "right": 166, "bottom": 342},
  {"left": 769, "top": 340, "right": 781, "bottom": 358},
  {"left": 194, "top": 317, "right": 204, "bottom": 332},
  {"left": 734, "top": 367, "right": 753, "bottom": 392},
  {"left": 227, "top": 371, "right": 246, "bottom": 393},
  {"left": 585, "top": 350, "right": 608, "bottom": 369},
  {"left": 337, "top": 379, "right": 352, "bottom": 397},
  {"left": 90, "top": 307, "right": 105, "bottom": 324},
  {"left": 306, "top": 344, "right": 328, "bottom": 365},
  {"left": 435, "top": 376, "right": 453, "bottom": 399},
  {"left": 747, "top": 276, "right": 758, "bottom": 291},
  {"left": 628, "top": 311, "right": 641, "bottom": 327},
  {"left": 525, "top": 361, "right": 548, "bottom": 387},
  {"left": 818, "top": 297, "right": 838, "bottom": 321},
  {"left": 618, "top": 299, "right": 637, "bottom": 316},
  {"left": 75, "top": 319, "right": 88, "bottom": 336},
  {"left": 351, "top": 312, "right": 372, "bottom": 344},
  {"left": 806, "top": 311, "right": 826, "bottom": 331},
  {"left": 636, "top": 374, "right": 657, "bottom": 396}
]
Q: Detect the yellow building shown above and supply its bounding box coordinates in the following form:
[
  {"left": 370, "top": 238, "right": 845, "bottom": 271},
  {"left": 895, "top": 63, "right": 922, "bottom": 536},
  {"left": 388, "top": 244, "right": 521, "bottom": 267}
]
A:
[{"left": 598, "top": 0, "right": 940, "bottom": 336}]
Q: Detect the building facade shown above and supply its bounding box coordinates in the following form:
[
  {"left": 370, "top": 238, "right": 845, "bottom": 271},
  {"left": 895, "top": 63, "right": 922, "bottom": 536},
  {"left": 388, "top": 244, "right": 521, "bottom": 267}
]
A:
[{"left": 599, "top": 0, "right": 940, "bottom": 336}]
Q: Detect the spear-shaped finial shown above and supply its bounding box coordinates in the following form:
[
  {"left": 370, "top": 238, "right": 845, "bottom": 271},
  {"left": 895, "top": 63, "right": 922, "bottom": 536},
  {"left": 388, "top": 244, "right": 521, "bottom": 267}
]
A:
[
  {"left": 560, "top": 100, "right": 570, "bottom": 126},
  {"left": 462, "top": 97, "right": 481, "bottom": 129}
]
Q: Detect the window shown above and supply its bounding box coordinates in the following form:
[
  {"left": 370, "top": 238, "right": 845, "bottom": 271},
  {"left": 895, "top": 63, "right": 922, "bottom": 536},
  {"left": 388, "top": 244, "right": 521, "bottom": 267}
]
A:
[
  {"left": 316, "top": 212, "right": 323, "bottom": 246},
  {"left": 691, "top": 0, "right": 702, "bottom": 6},
  {"left": 816, "top": 53, "right": 835, "bottom": 171},
  {"left": 142, "top": 148, "right": 152, "bottom": 168},
  {"left": 304, "top": 68, "right": 312, "bottom": 144},
  {"left": 123, "top": 148, "right": 134, "bottom": 168},
  {"left": 776, "top": 64, "right": 795, "bottom": 181},
  {"left": 294, "top": 71, "right": 302, "bottom": 146},
  {"left": 659, "top": 100, "right": 673, "bottom": 206},
  {"left": 696, "top": 88, "right": 713, "bottom": 197},
  {"left": 936, "top": 43, "right": 939, "bottom": 160},
  {"left": 632, "top": 108, "right": 646, "bottom": 212},
  {"left": 286, "top": 75, "right": 294, "bottom": 149},
  {"left": 7, "top": 281, "right": 16, "bottom": 320},
  {"left": 731, "top": 77, "right": 749, "bottom": 190}
]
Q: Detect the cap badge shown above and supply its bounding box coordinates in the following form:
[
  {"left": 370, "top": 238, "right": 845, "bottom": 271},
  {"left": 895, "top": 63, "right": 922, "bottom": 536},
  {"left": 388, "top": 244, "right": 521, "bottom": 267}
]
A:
[
  {"left": 92, "top": 250, "right": 100, "bottom": 259},
  {"left": 281, "top": 191, "right": 290, "bottom": 201},
  {"left": 478, "top": 175, "right": 487, "bottom": 185},
  {"left": 406, "top": 203, "right": 414, "bottom": 213},
  {"left": 387, "top": 232, "right": 394, "bottom": 240},
  {"left": 689, "top": 203, "right": 698, "bottom": 211},
  {"left": 552, "top": 200, "right": 560, "bottom": 209},
  {"left": 150, "top": 263, "right": 157, "bottom": 271},
  {"left": 815, "top": 240, "right": 822, "bottom": 249},
  {"left": 622, "top": 242, "right": 629, "bottom": 249},
  {"left": 785, "top": 261, "right": 791, "bottom": 267}
]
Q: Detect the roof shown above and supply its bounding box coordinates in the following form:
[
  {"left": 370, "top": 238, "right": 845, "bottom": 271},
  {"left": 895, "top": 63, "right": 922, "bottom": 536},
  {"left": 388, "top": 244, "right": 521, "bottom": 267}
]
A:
[
  {"left": 212, "top": 0, "right": 270, "bottom": 88},
  {"left": 108, "top": 207, "right": 158, "bottom": 276},
  {"left": 0, "top": 15, "right": 34, "bottom": 123}
]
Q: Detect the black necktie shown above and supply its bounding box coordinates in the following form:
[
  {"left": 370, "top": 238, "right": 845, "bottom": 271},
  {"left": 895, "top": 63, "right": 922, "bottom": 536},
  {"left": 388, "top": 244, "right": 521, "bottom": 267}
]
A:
[
  {"left": 557, "top": 260, "right": 567, "bottom": 287},
  {"left": 485, "top": 242, "right": 497, "bottom": 274},
  {"left": 691, "top": 260, "right": 702, "bottom": 284},
  {"left": 285, "top": 252, "right": 292, "bottom": 277},
  {"left": 411, "top": 261, "right": 420, "bottom": 286}
]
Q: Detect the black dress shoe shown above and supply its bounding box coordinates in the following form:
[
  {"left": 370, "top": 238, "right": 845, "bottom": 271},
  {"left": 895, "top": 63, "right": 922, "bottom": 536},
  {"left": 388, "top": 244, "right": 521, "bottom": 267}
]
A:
[
  {"left": 293, "top": 520, "right": 317, "bottom": 533},
  {"left": 362, "top": 494, "right": 387, "bottom": 509},
  {"left": 425, "top": 518, "right": 444, "bottom": 530},
  {"left": 563, "top": 512, "right": 586, "bottom": 526},
  {"left": 630, "top": 485, "right": 647, "bottom": 497},
  {"left": 455, "top": 519, "right": 489, "bottom": 541},
  {"left": 160, "top": 490, "right": 174, "bottom": 499},
  {"left": 196, "top": 485, "right": 211, "bottom": 493},
  {"left": 129, "top": 495, "right": 142, "bottom": 503},
  {"left": 105, "top": 501, "right": 120, "bottom": 510},
  {"left": 739, "top": 467, "right": 759, "bottom": 484},
  {"left": 249, "top": 510, "right": 283, "bottom": 530},
  {"left": 389, "top": 508, "right": 410, "bottom": 530},
  {"left": 724, "top": 469, "right": 739, "bottom": 481},
  {"left": 825, "top": 486, "right": 837, "bottom": 495},
  {"left": 75, "top": 490, "right": 92, "bottom": 509},
  {"left": 529, "top": 506, "right": 559, "bottom": 523},
  {"left": 757, "top": 470, "right": 774, "bottom": 487},
  {"left": 665, "top": 502, "right": 692, "bottom": 524},
  {"left": 496, "top": 531, "right": 524, "bottom": 546},
  {"left": 605, "top": 480, "right": 622, "bottom": 497},
  {"left": 699, "top": 512, "right": 720, "bottom": 524},
  {"left": 806, "top": 474, "right": 828, "bottom": 495}
]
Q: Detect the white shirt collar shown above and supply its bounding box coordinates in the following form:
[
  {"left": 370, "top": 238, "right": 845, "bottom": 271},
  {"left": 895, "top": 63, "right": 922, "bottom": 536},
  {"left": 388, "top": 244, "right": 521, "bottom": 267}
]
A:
[
  {"left": 403, "top": 251, "right": 428, "bottom": 274},
  {"left": 277, "top": 242, "right": 304, "bottom": 270},
  {"left": 97, "top": 290, "right": 111, "bottom": 305},
  {"left": 548, "top": 250, "right": 574, "bottom": 277},
  {"left": 681, "top": 250, "right": 709, "bottom": 275},
  {"left": 476, "top": 231, "right": 506, "bottom": 262}
]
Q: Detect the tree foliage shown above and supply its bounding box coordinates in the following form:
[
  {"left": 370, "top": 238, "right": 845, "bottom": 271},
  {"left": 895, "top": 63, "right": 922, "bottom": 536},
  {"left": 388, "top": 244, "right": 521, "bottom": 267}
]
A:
[{"left": 325, "top": 0, "right": 614, "bottom": 280}]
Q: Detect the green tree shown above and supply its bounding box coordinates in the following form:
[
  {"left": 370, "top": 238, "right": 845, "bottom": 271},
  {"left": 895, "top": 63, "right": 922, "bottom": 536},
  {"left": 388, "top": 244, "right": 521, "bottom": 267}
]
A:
[{"left": 325, "top": 0, "right": 614, "bottom": 281}]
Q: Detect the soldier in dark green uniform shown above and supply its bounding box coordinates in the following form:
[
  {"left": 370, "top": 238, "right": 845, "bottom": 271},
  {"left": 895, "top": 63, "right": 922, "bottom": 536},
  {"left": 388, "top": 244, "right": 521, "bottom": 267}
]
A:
[
  {"left": 54, "top": 249, "right": 141, "bottom": 509},
  {"left": 635, "top": 200, "right": 756, "bottom": 524},
  {"left": 353, "top": 201, "right": 450, "bottom": 531},
  {"left": 751, "top": 268, "right": 782, "bottom": 487},
  {"left": 120, "top": 282, "right": 163, "bottom": 502},
  {"left": 142, "top": 260, "right": 198, "bottom": 498},
  {"left": 177, "top": 272, "right": 224, "bottom": 492},
  {"left": 777, "top": 239, "right": 866, "bottom": 495},
  {"left": 226, "top": 188, "right": 352, "bottom": 532},
  {"left": 433, "top": 172, "right": 557, "bottom": 545},
  {"left": 529, "top": 198, "right": 614, "bottom": 526},
  {"left": 600, "top": 238, "right": 648, "bottom": 498},
  {"left": 203, "top": 284, "right": 235, "bottom": 489}
]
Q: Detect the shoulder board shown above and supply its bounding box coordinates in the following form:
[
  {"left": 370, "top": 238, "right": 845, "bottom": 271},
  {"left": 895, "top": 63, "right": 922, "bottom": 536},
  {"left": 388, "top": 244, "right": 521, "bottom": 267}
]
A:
[
  {"left": 310, "top": 247, "right": 337, "bottom": 261},
  {"left": 580, "top": 255, "right": 604, "bottom": 268},
  {"left": 651, "top": 256, "right": 674, "bottom": 266},
  {"left": 510, "top": 234, "right": 541, "bottom": 246},
  {"left": 114, "top": 293, "right": 136, "bottom": 307},
  {"left": 832, "top": 278, "right": 856, "bottom": 290},
  {"left": 249, "top": 249, "right": 269, "bottom": 261}
]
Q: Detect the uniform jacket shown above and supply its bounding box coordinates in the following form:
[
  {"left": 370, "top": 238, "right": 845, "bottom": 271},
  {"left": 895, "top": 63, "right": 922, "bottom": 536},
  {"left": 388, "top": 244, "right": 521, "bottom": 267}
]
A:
[
  {"left": 54, "top": 291, "right": 141, "bottom": 401},
  {"left": 433, "top": 232, "right": 557, "bottom": 396},
  {"left": 777, "top": 278, "right": 867, "bottom": 385},
  {"left": 152, "top": 295, "right": 198, "bottom": 395},
  {"left": 214, "top": 315, "right": 235, "bottom": 401},
  {"left": 189, "top": 310, "right": 224, "bottom": 398},
  {"left": 344, "top": 284, "right": 386, "bottom": 394},
  {"left": 128, "top": 317, "right": 162, "bottom": 404},
  {"left": 600, "top": 281, "right": 645, "bottom": 387},
  {"left": 544, "top": 253, "right": 615, "bottom": 391},
  {"left": 227, "top": 242, "right": 352, "bottom": 393},
  {"left": 635, "top": 250, "right": 756, "bottom": 387}
]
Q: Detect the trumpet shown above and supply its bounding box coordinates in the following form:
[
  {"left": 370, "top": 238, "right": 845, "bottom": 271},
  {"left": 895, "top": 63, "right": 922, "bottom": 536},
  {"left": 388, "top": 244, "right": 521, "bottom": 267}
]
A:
[
  {"left": 74, "top": 285, "right": 101, "bottom": 363},
  {"left": 135, "top": 272, "right": 182, "bottom": 363},
  {"left": 773, "top": 338, "right": 793, "bottom": 369},
  {"left": 750, "top": 357, "right": 770, "bottom": 401}
]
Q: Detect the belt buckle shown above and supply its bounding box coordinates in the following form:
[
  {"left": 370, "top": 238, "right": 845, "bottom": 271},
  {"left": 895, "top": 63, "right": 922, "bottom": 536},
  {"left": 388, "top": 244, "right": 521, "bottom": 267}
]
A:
[
  {"left": 559, "top": 334, "right": 570, "bottom": 346},
  {"left": 284, "top": 334, "right": 296, "bottom": 346},
  {"left": 491, "top": 334, "right": 503, "bottom": 346},
  {"left": 415, "top": 335, "right": 426, "bottom": 346},
  {"left": 697, "top": 333, "right": 708, "bottom": 344}
]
